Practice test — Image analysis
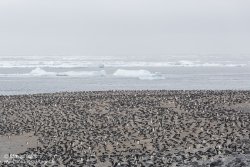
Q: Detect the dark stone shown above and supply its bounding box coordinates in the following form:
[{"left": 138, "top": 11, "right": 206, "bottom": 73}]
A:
[
  {"left": 210, "top": 160, "right": 223, "bottom": 167},
  {"left": 226, "top": 158, "right": 247, "bottom": 167}
]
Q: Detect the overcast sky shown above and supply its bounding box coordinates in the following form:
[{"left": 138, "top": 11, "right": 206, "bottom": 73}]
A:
[{"left": 0, "top": 0, "right": 249, "bottom": 56}]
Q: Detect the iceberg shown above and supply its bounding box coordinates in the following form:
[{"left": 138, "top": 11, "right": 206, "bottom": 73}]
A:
[{"left": 113, "top": 69, "right": 165, "bottom": 80}]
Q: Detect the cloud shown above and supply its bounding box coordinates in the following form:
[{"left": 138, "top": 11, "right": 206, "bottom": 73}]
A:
[{"left": 0, "top": 0, "right": 249, "bottom": 56}]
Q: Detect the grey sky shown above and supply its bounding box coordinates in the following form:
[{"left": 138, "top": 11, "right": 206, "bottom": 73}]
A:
[{"left": 0, "top": 0, "right": 249, "bottom": 56}]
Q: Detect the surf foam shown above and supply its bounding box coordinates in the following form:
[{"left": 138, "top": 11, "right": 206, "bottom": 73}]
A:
[{"left": 0, "top": 56, "right": 247, "bottom": 68}]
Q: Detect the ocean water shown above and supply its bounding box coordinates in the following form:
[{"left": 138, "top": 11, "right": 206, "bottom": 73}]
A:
[{"left": 0, "top": 55, "right": 250, "bottom": 95}]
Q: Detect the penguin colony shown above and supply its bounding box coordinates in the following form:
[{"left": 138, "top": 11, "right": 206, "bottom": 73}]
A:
[{"left": 0, "top": 90, "right": 250, "bottom": 166}]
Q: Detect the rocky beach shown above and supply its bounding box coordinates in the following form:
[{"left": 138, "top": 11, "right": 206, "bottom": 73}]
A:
[{"left": 0, "top": 90, "right": 250, "bottom": 166}]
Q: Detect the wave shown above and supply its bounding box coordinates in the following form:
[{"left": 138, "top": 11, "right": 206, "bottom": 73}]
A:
[
  {"left": 56, "top": 70, "right": 106, "bottom": 77},
  {"left": 0, "top": 59, "right": 247, "bottom": 68},
  {"left": 0, "top": 68, "right": 106, "bottom": 77},
  {"left": 172, "top": 61, "right": 245, "bottom": 67},
  {"left": 113, "top": 69, "right": 165, "bottom": 80}
]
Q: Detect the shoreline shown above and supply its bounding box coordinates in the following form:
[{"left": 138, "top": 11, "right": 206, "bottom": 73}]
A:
[{"left": 1, "top": 89, "right": 250, "bottom": 96}]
